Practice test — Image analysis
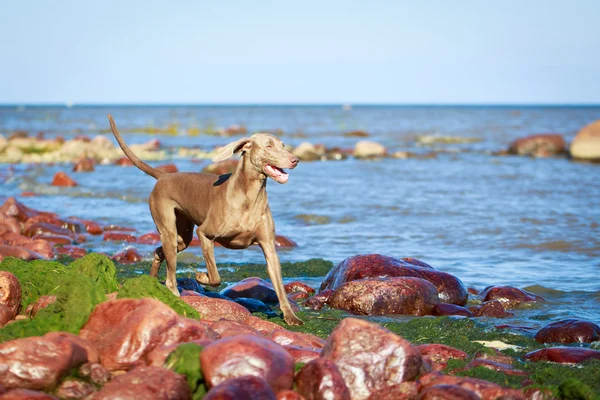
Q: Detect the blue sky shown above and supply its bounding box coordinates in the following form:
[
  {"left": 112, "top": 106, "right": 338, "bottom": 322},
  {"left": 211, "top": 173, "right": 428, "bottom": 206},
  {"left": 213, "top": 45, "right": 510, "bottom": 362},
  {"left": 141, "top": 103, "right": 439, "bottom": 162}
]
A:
[{"left": 1, "top": 0, "right": 599, "bottom": 104}]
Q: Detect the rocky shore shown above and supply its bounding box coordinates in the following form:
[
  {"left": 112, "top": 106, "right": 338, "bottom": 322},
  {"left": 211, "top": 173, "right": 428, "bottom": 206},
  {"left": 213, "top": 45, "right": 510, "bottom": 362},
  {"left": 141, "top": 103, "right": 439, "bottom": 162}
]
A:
[
  {"left": 1, "top": 118, "right": 599, "bottom": 166},
  {"left": 1, "top": 248, "right": 599, "bottom": 398}
]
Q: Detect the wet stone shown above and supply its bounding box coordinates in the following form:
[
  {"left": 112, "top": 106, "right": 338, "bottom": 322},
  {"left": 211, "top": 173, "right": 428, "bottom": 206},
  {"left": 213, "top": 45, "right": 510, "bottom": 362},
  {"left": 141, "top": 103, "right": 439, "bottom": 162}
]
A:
[{"left": 534, "top": 318, "right": 600, "bottom": 344}]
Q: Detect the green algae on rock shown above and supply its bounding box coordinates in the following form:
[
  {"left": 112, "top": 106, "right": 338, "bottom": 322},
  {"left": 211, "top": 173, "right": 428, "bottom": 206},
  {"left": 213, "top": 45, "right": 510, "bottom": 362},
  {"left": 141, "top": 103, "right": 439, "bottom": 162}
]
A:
[
  {"left": 165, "top": 343, "right": 206, "bottom": 400},
  {"left": 117, "top": 275, "right": 200, "bottom": 320},
  {"left": 0, "top": 257, "right": 72, "bottom": 309},
  {"left": 69, "top": 253, "right": 119, "bottom": 293},
  {"left": 0, "top": 273, "right": 105, "bottom": 342}
]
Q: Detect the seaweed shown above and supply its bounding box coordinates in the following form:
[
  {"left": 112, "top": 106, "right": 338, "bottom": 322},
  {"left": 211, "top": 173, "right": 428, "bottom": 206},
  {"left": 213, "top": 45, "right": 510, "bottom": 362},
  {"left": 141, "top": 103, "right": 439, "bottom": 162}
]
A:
[
  {"left": 69, "top": 253, "right": 119, "bottom": 294},
  {"left": 164, "top": 343, "right": 207, "bottom": 399},
  {"left": 0, "top": 273, "right": 105, "bottom": 342},
  {"left": 117, "top": 275, "right": 200, "bottom": 320},
  {"left": 0, "top": 257, "right": 72, "bottom": 309}
]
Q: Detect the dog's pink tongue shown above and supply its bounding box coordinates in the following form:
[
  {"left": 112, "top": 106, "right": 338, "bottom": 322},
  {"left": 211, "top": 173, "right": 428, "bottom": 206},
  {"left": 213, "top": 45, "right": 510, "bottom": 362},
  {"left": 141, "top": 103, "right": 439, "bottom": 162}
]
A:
[{"left": 266, "top": 165, "right": 289, "bottom": 183}]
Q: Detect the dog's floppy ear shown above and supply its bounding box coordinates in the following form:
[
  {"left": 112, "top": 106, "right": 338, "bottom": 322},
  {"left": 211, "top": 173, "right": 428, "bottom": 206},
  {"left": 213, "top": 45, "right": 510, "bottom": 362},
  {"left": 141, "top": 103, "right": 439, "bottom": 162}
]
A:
[{"left": 212, "top": 137, "right": 252, "bottom": 162}]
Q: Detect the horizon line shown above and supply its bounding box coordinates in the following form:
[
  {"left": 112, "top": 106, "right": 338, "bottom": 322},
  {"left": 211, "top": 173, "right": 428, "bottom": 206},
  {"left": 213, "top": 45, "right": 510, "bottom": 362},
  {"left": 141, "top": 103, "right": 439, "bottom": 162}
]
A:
[{"left": 1, "top": 102, "right": 600, "bottom": 108}]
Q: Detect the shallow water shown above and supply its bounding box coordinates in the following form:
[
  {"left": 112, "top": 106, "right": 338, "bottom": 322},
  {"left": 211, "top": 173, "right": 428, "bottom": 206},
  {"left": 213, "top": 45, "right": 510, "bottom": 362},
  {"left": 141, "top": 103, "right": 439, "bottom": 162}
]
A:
[{"left": 1, "top": 105, "right": 599, "bottom": 328}]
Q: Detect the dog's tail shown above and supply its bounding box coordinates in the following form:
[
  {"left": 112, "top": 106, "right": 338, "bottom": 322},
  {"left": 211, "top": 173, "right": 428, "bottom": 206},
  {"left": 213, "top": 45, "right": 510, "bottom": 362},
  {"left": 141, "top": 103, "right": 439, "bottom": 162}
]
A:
[{"left": 107, "top": 114, "right": 166, "bottom": 180}]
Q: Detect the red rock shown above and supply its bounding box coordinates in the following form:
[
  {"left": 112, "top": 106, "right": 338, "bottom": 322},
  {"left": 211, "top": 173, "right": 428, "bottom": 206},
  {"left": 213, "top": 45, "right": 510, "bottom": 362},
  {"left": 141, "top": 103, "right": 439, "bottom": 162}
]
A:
[
  {"left": 0, "top": 197, "right": 55, "bottom": 222},
  {"left": 534, "top": 318, "right": 600, "bottom": 344},
  {"left": 0, "top": 244, "right": 42, "bottom": 261},
  {"left": 295, "top": 357, "right": 350, "bottom": 400},
  {"left": 524, "top": 347, "right": 600, "bottom": 364},
  {"left": 244, "top": 316, "right": 285, "bottom": 335},
  {"left": 138, "top": 232, "right": 161, "bottom": 244},
  {"left": 200, "top": 334, "right": 294, "bottom": 393},
  {"left": 24, "top": 222, "right": 73, "bottom": 238},
  {"left": 0, "top": 270, "right": 22, "bottom": 315},
  {"left": 181, "top": 295, "right": 251, "bottom": 322},
  {"left": 0, "top": 333, "right": 88, "bottom": 390},
  {"left": 289, "top": 291, "right": 310, "bottom": 302},
  {"left": 275, "top": 235, "right": 298, "bottom": 248},
  {"left": 0, "top": 304, "right": 14, "bottom": 327},
  {"left": 432, "top": 303, "right": 474, "bottom": 317},
  {"left": 466, "top": 358, "right": 528, "bottom": 376},
  {"left": 32, "top": 234, "right": 73, "bottom": 245},
  {"left": 284, "top": 345, "right": 321, "bottom": 364},
  {"left": 80, "top": 298, "right": 215, "bottom": 370},
  {"left": 221, "top": 277, "right": 278, "bottom": 305},
  {"left": 277, "top": 390, "right": 305, "bottom": 400},
  {"left": 103, "top": 231, "right": 137, "bottom": 242},
  {"left": 115, "top": 157, "right": 134, "bottom": 166},
  {"left": 419, "top": 373, "right": 508, "bottom": 399},
  {"left": 72, "top": 157, "right": 95, "bottom": 172},
  {"left": 285, "top": 281, "right": 315, "bottom": 295},
  {"left": 329, "top": 277, "right": 439, "bottom": 316},
  {"left": 270, "top": 329, "right": 325, "bottom": 349},
  {"left": 418, "top": 344, "right": 469, "bottom": 372},
  {"left": 508, "top": 133, "right": 566, "bottom": 157},
  {"left": 365, "top": 382, "right": 419, "bottom": 400},
  {"left": 55, "top": 379, "right": 95, "bottom": 399},
  {"left": 89, "top": 365, "right": 191, "bottom": 400},
  {"left": 22, "top": 238, "right": 55, "bottom": 259},
  {"left": 156, "top": 164, "right": 178, "bottom": 174},
  {"left": 202, "top": 159, "right": 239, "bottom": 175},
  {"left": 303, "top": 290, "right": 332, "bottom": 311},
  {"left": 468, "top": 287, "right": 479, "bottom": 295},
  {"left": 320, "top": 254, "right": 467, "bottom": 306},
  {"left": 19, "top": 191, "right": 36, "bottom": 197},
  {"left": 419, "top": 384, "right": 480, "bottom": 400},
  {"left": 70, "top": 218, "right": 103, "bottom": 235},
  {"left": 25, "top": 295, "right": 57, "bottom": 317},
  {"left": 54, "top": 245, "right": 88, "bottom": 259},
  {"left": 51, "top": 171, "right": 78, "bottom": 187},
  {"left": 0, "top": 217, "right": 20, "bottom": 235},
  {"left": 210, "top": 319, "right": 262, "bottom": 338},
  {"left": 112, "top": 247, "right": 143, "bottom": 264},
  {"left": 0, "top": 389, "right": 60, "bottom": 399},
  {"left": 470, "top": 300, "right": 515, "bottom": 318},
  {"left": 78, "top": 363, "right": 112, "bottom": 386},
  {"left": 321, "top": 318, "right": 422, "bottom": 400},
  {"left": 479, "top": 286, "right": 544, "bottom": 309},
  {"left": 203, "top": 376, "right": 275, "bottom": 400}
]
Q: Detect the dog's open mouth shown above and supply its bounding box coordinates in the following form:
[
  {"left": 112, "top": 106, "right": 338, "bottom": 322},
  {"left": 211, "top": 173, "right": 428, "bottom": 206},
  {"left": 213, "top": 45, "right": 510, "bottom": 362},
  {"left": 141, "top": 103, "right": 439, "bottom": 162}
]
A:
[{"left": 264, "top": 164, "right": 289, "bottom": 184}]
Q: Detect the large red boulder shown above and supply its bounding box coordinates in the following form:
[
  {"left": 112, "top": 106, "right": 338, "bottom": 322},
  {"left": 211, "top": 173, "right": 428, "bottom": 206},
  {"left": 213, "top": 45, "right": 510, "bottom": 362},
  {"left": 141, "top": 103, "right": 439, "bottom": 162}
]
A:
[
  {"left": 181, "top": 295, "right": 251, "bottom": 322},
  {"left": 0, "top": 333, "right": 89, "bottom": 391},
  {"left": 328, "top": 277, "right": 439, "bottom": 316},
  {"left": 320, "top": 254, "right": 467, "bottom": 306},
  {"left": 0, "top": 270, "right": 22, "bottom": 315},
  {"left": 200, "top": 334, "right": 294, "bottom": 393},
  {"left": 534, "top": 318, "right": 600, "bottom": 344},
  {"left": 89, "top": 366, "right": 191, "bottom": 400},
  {"left": 79, "top": 298, "right": 215, "bottom": 370},
  {"left": 320, "top": 318, "right": 422, "bottom": 400},
  {"left": 295, "top": 358, "right": 350, "bottom": 400}
]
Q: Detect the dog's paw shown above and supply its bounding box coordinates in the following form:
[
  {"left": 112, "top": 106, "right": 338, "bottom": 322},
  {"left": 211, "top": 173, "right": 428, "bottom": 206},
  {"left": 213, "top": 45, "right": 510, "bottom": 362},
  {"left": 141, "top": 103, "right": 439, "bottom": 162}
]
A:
[
  {"left": 284, "top": 314, "right": 304, "bottom": 326},
  {"left": 195, "top": 272, "right": 210, "bottom": 285}
]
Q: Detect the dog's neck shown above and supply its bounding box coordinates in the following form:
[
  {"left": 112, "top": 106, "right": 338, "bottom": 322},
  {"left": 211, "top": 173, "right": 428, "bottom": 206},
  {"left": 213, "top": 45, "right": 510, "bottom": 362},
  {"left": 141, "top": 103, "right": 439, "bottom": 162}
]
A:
[{"left": 229, "top": 154, "right": 267, "bottom": 203}]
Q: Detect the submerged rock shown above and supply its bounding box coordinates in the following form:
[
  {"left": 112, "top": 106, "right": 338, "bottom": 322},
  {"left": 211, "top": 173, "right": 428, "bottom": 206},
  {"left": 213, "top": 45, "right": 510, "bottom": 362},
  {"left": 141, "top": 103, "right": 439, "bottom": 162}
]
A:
[
  {"left": 508, "top": 133, "right": 566, "bottom": 157},
  {"left": 534, "top": 318, "right": 600, "bottom": 344},
  {"left": 328, "top": 277, "right": 439, "bottom": 316},
  {"left": 479, "top": 285, "right": 544, "bottom": 309},
  {"left": 320, "top": 254, "right": 467, "bottom": 306},
  {"left": 469, "top": 300, "right": 514, "bottom": 318},
  {"left": 321, "top": 318, "right": 422, "bottom": 400}
]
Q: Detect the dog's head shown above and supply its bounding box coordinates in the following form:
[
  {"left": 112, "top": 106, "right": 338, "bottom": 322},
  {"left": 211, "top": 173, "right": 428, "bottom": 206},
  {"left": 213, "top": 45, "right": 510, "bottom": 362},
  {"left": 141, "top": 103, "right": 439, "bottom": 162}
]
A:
[{"left": 212, "top": 134, "right": 299, "bottom": 184}]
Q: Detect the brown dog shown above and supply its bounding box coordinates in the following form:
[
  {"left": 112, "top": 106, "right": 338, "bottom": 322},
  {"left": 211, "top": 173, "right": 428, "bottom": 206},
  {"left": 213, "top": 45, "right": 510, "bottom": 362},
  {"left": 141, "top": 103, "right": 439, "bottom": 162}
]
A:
[{"left": 108, "top": 114, "right": 302, "bottom": 325}]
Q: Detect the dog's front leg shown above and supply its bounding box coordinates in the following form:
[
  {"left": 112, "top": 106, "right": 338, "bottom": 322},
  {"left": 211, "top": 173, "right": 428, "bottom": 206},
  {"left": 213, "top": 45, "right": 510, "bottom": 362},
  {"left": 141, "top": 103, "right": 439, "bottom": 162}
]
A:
[
  {"left": 259, "top": 240, "right": 303, "bottom": 325},
  {"left": 195, "top": 230, "right": 222, "bottom": 287}
]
